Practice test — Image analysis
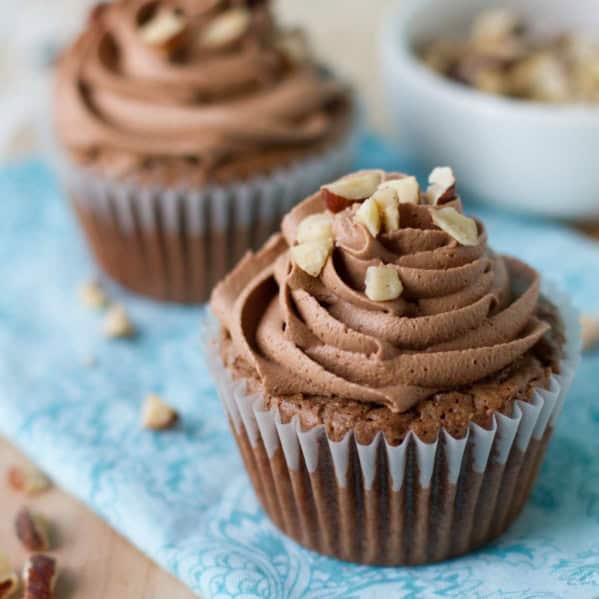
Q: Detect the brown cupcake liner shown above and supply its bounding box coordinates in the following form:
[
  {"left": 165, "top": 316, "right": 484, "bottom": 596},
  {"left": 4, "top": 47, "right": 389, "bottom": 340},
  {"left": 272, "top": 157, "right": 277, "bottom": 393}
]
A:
[
  {"left": 203, "top": 281, "right": 580, "bottom": 565},
  {"left": 59, "top": 130, "right": 357, "bottom": 304}
]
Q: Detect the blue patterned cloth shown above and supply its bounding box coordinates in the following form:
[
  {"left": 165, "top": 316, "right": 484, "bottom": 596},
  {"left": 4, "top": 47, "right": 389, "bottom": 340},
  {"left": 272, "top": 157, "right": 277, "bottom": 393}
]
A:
[{"left": 1, "top": 137, "right": 598, "bottom": 599}]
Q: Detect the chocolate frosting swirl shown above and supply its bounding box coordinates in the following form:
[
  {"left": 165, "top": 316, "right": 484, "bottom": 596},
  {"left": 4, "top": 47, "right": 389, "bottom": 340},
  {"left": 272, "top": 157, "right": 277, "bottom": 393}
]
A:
[
  {"left": 54, "top": 0, "right": 350, "bottom": 179},
  {"left": 211, "top": 172, "right": 550, "bottom": 413}
]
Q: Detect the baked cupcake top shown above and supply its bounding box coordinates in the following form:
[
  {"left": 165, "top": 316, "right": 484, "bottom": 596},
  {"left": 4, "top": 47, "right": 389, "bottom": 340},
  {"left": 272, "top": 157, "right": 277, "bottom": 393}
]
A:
[
  {"left": 54, "top": 0, "right": 352, "bottom": 184},
  {"left": 212, "top": 168, "right": 563, "bottom": 432}
]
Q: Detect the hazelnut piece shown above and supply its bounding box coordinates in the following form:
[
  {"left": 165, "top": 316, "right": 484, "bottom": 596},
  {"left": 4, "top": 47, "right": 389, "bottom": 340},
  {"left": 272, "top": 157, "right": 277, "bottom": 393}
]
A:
[
  {"left": 426, "top": 167, "right": 456, "bottom": 205},
  {"left": 355, "top": 196, "right": 381, "bottom": 238},
  {"left": 290, "top": 241, "right": 331, "bottom": 278},
  {"left": 430, "top": 206, "right": 479, "bottom": 246},
  {"left": 372, "top": 188, "right": 400, "bottom": 233},
  {"left": 581, "top": 314, "right": 599, "bottom": 352},
  {"left": 22, "top": 555, "right": 58, "bottom": 599},
  {"left": 379, "top": 176, "right": 420, "bottom": 205},
  {"left": 199, "top": 8, "right": 251, "bottom": 48},
  {"left": 7, "top": 464, "right": 51, "bottom": 496},
  {"left": 321, "top": 171, "right": 384, "bottom": 213},
  {"left": 15, "top": 508, "right": 50, "bottom": 553},
  {"left": 296, "top": 213, "right": 334, "bottom": 245},
  {"left": 103, "top": 304, "right": 135, "bottom": 339},
  {"left": 365, "top": 265, "right": 404, "bottom": 301},
  {"left": 139, "top": 9, "right": 187, "bottom": 51},
  {"left": 142, "top": 394, "right": 179, "bottom": 431}
]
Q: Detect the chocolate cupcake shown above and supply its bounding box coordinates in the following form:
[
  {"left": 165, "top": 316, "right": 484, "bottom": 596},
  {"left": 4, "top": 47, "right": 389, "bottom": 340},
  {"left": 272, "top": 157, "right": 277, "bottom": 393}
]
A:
[
  {"left": 206, "top": 168, "right": 580, "bottom": 566},
  {"left": 54, "top": 0, "right": 355, "bottom": 303}
]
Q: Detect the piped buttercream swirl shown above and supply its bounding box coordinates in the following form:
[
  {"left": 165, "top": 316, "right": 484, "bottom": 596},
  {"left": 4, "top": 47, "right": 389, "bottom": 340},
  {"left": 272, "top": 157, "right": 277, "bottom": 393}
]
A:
[
  {"left": 54, "top": 0, "right": 350, "bottom": 180},
  {"left": 211, "top": 171, "right": 550, "bottom": 413}
]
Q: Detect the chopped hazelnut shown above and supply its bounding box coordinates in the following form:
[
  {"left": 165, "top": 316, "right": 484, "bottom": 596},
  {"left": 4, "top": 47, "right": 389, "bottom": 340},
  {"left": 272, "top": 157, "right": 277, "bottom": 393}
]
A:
[
  {"left": 509, "top": 52, "right": 570, "bottom": 102},
  {"left": 355, "top": 196, "right": 381, "bottom": 238},
  {"left": 420, "top": 9, "right": 599, "bottom": 105},
  {"left": 372, "top": 188, "right": 400, "bottom": 233},
  {"left": 103, "top": 304, "right": 135, "bottom": 339},
  {"left": 296, "top": 213, "right": 334, "bottom": 245},
  {"left": 199, "top": 8, "right": 251, "bottom": 48},
  {"left": 379, "top": 176, "right": 420, "bottom": 205},
  {"left": 321, "top": 171, "right": 384, "bottom": 212},
  {"left": 580, "top": 314, "right": 599, "bottom": 352},
  {"left": 365, "top": 265, "right": 404, "bottom": 302},
  {"left": 142, "top": 394, "right": 179, "bottom": 431},
  {"left": 22, "top": 555, "right": 58, "bottom": 599},
  {"left": 430, "top": 206, "right": 479, "bottom": 247},
  {"left": 471, "top": 7, "right": 522, "bottom": 47},
  {"left": 139, "top": 9, "right": 187, "bottom": 50},
  {"left": 15, "top": 508, "right": 51, "bottom": 553},
  {"left": 7, "top": 464, "right": 51, "bottom": 496},
  {"left": 79, "top": 280, "right": 108, "bottom": 310},
  {"left": 290, "top": 241, "right": 331, "bottom": 278},
  {"left": 426, "top": 167, "right": 456, "bottom": 205}
]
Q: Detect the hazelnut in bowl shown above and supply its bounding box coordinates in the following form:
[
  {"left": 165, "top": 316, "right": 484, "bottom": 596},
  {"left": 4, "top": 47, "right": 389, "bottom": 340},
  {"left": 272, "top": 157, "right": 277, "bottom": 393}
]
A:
[{"left": 380, "top": 0, "right": 599, "bottom": 219}]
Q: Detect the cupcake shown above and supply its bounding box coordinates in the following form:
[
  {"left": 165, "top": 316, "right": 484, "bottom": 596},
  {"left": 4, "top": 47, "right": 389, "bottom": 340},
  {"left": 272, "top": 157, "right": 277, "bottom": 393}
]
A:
[
  {"left": 207, "top": 168, "right": 580, "bottom": 566},
  {"left": 53, "top": 0, "right": 355, "bottom": 303}
]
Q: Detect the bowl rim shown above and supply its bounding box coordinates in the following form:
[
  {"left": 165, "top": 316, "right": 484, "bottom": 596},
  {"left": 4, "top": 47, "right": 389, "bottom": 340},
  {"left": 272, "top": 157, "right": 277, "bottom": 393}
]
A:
[{"left": 380, "top": 0, "right": 599, "bottom": 122}]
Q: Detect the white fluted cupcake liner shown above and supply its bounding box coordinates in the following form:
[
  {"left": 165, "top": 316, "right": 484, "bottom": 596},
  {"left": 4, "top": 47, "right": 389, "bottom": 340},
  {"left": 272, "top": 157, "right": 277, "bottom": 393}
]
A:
[
  {"left": 56, "top": 126, "right": 358, "bottom": 303},
  {"left": 202, "top": 279, "right": 581, "bottom": 565}
]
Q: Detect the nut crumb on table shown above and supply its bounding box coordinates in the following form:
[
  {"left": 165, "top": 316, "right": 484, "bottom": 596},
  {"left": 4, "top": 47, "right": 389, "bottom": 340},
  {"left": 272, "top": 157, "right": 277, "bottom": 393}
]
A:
[
  {"left": 22, "top": 555, "right": 58, "bottom": 599},
  {"left": 7, "top": 464, "right": 51, "bottom": 497},
  {"left": 15, "top": 508, "right": 51, "bottom": 553},
  {"left": 142, "top": 394, "right": 179, "bottom": 431},
  {"left": 103, "top": 304, "right": 136, "bottom": 339}
]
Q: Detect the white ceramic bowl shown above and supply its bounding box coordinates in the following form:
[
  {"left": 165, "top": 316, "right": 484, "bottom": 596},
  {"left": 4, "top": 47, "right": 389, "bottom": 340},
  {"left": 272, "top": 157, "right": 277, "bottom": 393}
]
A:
[{"left": 380, "top": 0, "right": 599, "bottom": 219}]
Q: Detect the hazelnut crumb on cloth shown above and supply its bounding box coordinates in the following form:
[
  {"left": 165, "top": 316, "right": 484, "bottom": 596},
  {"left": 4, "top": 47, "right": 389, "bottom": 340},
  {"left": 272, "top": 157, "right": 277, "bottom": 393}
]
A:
[{"left": 207, "top": 167, "right": 578, "bottom": 566}]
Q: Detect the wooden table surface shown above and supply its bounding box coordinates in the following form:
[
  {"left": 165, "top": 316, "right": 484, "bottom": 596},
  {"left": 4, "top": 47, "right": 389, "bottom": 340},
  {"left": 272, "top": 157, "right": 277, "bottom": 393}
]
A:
[{"left": 0, "top": 438, "right": 197, "bottom": 599}]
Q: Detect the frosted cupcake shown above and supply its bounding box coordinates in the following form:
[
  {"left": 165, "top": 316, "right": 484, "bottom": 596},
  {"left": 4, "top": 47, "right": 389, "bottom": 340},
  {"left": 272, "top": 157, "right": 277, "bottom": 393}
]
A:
[
  {"left": 207, "top": 168, "right": 580, "bottom": 565},
  {"left": 54, "top": 0, "right": 355, "bottom": 303}
]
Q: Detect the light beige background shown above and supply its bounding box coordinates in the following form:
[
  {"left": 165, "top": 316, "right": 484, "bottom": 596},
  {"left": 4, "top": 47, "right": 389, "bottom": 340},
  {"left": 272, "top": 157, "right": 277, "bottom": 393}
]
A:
[{"left": 277, "top": 0, "right": 390, "bottom": 131}]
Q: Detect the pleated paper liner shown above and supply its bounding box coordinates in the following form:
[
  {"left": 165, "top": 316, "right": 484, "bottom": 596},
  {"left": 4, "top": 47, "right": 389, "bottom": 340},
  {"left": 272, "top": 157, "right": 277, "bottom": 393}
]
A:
[
  {"left": 203, "top": 279, "right": 581, "bottom": 566},
  {"left": 59, "top": 128, "right": 357, "bottom": 304}
]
